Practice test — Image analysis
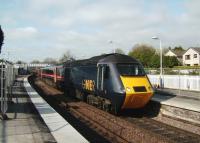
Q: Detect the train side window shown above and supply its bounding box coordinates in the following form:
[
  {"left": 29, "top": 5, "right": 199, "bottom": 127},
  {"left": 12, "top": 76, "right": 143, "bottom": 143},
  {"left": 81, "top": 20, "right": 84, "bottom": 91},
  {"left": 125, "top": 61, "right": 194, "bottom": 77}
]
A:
[{"left": 104, "top": 66, "right": 109, "bottom": 79}]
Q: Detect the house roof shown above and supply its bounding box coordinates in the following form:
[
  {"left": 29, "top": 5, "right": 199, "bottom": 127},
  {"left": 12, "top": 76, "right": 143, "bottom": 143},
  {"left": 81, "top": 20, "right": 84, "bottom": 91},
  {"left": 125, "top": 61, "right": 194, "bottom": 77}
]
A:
[
  {"left": 191, "top": 47, "right": 200, "bottom": 54},
  {"left": 167, "top": 49, "right": 185, "bottom": 56},
  {"left": 183, "top": 47, "right": 200, "bottom": 55}
]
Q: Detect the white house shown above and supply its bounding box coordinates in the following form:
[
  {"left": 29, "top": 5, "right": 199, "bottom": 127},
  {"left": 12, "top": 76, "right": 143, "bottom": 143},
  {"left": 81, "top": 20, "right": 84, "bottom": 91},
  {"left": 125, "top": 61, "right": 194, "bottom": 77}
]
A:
[
  {"left": 165, "top": 49, "right": 185, "bottom": 63},
  {"left": 182, "top": 47, "right": 200, "bottom": 66},
  {"left": 165, "top": 50, "right": 177, "bottom": 56}
]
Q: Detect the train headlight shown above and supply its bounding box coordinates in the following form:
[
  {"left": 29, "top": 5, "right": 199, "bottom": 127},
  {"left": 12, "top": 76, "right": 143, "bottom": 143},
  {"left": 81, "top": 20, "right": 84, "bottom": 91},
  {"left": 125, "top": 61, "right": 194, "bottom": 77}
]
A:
[{"left": 126, "top": 87, "right": 131, "bottom": 92}]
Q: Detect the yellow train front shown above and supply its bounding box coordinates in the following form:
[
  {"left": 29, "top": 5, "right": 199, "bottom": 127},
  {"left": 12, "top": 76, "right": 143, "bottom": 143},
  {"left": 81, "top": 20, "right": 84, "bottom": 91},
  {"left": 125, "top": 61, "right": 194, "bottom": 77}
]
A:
[
  {"left": 64, "top": 54, "right": 154, "bottom": 113},
  {"left": 120, "top": 72, "right": 153, "bottom": 109}
]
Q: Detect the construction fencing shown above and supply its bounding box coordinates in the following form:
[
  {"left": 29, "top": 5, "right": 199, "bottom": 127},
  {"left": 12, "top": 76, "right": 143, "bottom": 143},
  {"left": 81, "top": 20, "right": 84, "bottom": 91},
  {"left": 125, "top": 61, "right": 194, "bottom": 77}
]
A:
[
  {"left": 147, "top": 68, "right": 200, "bottom": 91},
  {"left": 0, "top": 60, "right": 18, "bottom": 119}
]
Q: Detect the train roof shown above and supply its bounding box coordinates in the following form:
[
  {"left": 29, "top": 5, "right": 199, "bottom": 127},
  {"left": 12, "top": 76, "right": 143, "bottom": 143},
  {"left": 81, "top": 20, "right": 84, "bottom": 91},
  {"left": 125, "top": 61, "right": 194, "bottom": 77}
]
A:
[
  {"left": 64, "top": 53, "right": 139, "bottom": 66},
  {"left": 40, "top": 65, "right": 63, "bottom": 70}
]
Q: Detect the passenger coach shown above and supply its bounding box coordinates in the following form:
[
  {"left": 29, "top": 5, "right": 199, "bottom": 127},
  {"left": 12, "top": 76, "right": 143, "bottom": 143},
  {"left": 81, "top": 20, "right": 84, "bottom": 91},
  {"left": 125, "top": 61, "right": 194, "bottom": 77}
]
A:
[{"left": 40, "top": 65, "right": 64, "bottom": 89}]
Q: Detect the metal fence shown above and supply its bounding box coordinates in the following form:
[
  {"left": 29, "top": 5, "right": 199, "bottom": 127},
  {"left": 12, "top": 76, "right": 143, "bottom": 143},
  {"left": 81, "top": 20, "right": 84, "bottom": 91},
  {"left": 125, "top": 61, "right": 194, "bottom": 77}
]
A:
[
  {"left": 0, "top": 60, "right": 17, "bottom": 119},
  {"left": 146, "top": 68, "right": 200, "bottom": 91}
]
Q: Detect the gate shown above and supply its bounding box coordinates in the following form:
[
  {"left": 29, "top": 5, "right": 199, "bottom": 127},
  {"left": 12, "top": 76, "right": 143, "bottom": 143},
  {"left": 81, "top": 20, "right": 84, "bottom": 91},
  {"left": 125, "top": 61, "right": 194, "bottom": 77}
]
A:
[{"left": 0, "top": 60, "right": 16, "bottom": 119}]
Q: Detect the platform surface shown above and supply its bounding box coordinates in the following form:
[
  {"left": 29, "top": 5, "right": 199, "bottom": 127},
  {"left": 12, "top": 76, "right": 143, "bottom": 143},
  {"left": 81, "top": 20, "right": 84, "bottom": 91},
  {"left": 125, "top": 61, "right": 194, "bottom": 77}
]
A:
[
  {"left": 152, "top": 88, "right": 200, "bottom": 112},
  {"left": 156, "top": 88, "right": 200, "bottom": 100},
  {"left": 24, "top": 77, "right": 88, "bottom": 143},
  {"left": 0, "top": 76, "right": 55, "bottom": 143}
]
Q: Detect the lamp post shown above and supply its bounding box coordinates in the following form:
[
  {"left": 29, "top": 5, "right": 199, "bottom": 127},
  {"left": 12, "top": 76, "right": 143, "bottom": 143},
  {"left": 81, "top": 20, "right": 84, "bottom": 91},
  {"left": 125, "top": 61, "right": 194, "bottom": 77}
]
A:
[
  {"left": 152, "top": 36, "right": 163, "bottom": 88},
  {"left": 109, "top": 41, "right": 115, "bottom": 53}
]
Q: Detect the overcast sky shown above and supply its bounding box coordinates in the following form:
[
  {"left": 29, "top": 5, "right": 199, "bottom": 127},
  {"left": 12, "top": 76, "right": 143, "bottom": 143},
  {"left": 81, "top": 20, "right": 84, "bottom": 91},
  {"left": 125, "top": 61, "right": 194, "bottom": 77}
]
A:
[{"left": 1, "top": 0, "right": 200, "bottom": 62}]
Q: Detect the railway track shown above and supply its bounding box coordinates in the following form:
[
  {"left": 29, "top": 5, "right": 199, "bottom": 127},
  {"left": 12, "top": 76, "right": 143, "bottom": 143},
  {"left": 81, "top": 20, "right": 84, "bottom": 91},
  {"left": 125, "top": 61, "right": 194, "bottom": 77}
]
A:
[
  {"left": 67, "top": 101, "right": 200, "bottom": 143},
  {"left": 124, "top": 117, "right": 200, "bottom": 143},
  {"left": 29, "top": 76, "right": 200, "bottom": 143},
  {"left": 67, "top": 102, "right": 170, "bottom": 143}
]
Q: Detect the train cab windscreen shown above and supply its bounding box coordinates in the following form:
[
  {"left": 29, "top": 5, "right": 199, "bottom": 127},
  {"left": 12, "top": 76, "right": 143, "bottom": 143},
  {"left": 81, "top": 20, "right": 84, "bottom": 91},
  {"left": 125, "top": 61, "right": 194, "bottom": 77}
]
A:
[{"left": 116, "top": 63, "right": 145, "bottom": 76}]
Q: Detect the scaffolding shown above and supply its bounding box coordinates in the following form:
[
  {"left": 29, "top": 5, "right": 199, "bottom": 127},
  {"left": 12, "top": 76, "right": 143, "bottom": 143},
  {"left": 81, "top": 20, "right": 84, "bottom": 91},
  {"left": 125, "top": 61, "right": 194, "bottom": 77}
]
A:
[{"left": 0, "top": 60, "right": 17, "bottom": 120}]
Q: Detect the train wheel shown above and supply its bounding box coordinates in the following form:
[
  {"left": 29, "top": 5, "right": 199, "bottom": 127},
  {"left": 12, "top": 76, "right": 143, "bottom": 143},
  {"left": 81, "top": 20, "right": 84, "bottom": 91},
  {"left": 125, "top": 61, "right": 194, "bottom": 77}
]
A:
[
  {"left": 103, "top": 103, "right": 111, "bottom": 112},
  {"left": 87, "top": 96, "right": 91, "bottom": 104},
  {"left": 87, "top": 94, "right": 95, "bottom": 106},
  {"left": 111, "top": 104, "right": 120, "bottom": 115},
  {"left": 82, "top": 92, "right": 88, "bottom": 102},
  {"left": 75, "top": 89, "right": 87, "bottom": 102},
  {"left": 102, "top": 100, "right": 111, "bottom": 112}
]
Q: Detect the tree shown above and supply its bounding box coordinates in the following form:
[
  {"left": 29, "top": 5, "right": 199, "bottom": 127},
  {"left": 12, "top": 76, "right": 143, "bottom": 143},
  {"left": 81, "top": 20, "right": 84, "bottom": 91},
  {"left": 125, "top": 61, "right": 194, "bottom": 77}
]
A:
[
  {"left": 115, "top": 48, "right": 125, "bottom": 54},
  {"left": 0, "top": 25, "right": 4, "bottom": 53},
  {"left": 59, "top": 50, "right": 74, "bottom": 63},
  {"left": 174, "top": 46, "right": 184, "bottom": 51},
  {"left": 16, "top": 61, "right": 26, "bottom": 64},
  {"left": 163, "top": 56, "right": 180, "bottom": 68},
  {"left": 43, "top": 58, "right": 57, "bottom": 64},
  {"left": 30, "top": 60, "right": 41, "bottom": 64},
  {"left": 128, "top": 44, "right": 156, "bottom": 67},
  {"left": 150, "top": 54, "right": 160, "bottom": 68}
]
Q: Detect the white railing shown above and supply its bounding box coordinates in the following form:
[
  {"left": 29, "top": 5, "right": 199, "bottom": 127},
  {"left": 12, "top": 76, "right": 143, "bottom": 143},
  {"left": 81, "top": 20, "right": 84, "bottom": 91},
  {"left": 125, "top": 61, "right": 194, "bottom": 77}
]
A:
[{"left": 148, "top": 75, "right": 200, "bottom": 91}]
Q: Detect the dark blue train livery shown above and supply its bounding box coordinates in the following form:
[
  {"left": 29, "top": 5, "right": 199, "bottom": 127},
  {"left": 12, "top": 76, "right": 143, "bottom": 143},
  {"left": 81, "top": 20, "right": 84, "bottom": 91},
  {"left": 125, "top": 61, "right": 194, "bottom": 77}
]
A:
[{"left": 63, "top": 54, "right": 154, "bottom": 113}]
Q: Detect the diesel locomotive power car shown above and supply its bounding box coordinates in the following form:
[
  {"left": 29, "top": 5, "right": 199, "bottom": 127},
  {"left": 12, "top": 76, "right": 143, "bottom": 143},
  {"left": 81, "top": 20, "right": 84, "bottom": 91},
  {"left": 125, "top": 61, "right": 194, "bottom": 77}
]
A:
[{"left": 63, "top": 54, "right": 154, "bottom": 113}]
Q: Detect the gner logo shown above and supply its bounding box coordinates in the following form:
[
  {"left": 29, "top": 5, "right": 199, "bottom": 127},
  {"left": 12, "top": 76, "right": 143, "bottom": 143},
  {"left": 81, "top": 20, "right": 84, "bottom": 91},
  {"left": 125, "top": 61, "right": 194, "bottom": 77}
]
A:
[{"left": 82, "top": 79, "right": 95, "bottom": 91}]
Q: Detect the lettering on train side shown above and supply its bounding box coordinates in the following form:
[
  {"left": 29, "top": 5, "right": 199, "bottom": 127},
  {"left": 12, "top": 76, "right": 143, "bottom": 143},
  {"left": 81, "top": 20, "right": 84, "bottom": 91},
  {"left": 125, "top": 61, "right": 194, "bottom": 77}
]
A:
[{"left": 82, "top": 79, "right": 95, "bottom": 91}]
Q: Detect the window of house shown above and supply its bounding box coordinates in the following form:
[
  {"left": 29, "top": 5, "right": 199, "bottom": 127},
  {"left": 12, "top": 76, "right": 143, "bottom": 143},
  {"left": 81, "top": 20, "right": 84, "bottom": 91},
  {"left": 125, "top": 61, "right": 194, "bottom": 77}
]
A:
[
  {"left": 186, "top": 64, "right": 190, "bottom": 66},
  {"left": 194, "top": 64, "right": 198, "bottom": 66},
  {"left": 185, "top": 55, "right": 190, "bottom": 60},
  {"left": 194, "top": 54, "right": 197, "bottom": 58}
]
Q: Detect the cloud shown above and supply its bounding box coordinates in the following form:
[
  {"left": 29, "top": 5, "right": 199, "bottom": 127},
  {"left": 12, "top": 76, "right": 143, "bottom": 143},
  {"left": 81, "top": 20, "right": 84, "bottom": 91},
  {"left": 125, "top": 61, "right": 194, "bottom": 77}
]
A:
[
  {"left": 1, "top": 0, "right": 200, "bottom": 62},
  {"left": 6, "top": 27, "right": 38, "bottom": 40}
]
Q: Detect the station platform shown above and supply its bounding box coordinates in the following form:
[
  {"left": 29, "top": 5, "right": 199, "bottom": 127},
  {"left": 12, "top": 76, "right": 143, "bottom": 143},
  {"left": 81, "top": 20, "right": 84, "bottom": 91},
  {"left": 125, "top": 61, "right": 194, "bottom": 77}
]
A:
[
  {"left": 155, "top": 88, "right": 200, "bottom": 100},
  {"left": 152, "top": 88, "right": 200, "bottom": 112},
  {"left": 0, "top": 76, "right": 88, "bottom": 143},
  {"left": 152, "top": 88, "right": 200, "bottom": 124},
  {"left": 0, "top": 76, "right": 55, "bottom": 143}
]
